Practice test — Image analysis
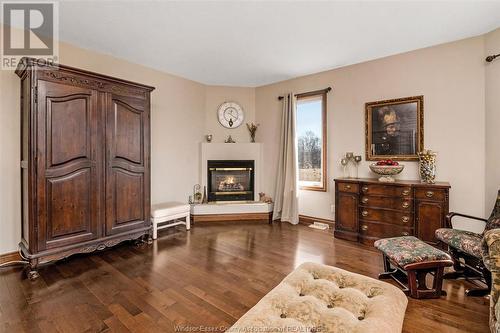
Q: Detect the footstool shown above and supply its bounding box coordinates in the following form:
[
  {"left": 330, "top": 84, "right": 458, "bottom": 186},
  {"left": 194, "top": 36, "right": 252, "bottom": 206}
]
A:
[
  {"left": 374, "top": 236, "right": 453, "bottom": 299},
  {"left": 227, "top": 262, "right": 408, "bottom": 333},
  {"left": 151, "top": 202, "right": 190, "bottom": 239}
]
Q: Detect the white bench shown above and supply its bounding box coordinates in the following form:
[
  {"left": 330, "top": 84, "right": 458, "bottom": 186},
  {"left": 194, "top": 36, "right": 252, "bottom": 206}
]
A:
[{"left": 151, "top": 202, "right": 191, "bottom": 239}]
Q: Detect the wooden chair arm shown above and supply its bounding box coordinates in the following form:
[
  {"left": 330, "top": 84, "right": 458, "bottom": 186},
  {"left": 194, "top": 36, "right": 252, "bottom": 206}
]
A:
[{"left": 445, "top": 212, "right": 488, "bottom": 228}]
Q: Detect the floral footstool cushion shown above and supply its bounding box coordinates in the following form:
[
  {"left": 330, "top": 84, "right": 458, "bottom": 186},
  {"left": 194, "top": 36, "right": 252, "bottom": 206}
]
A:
[{"left": 374, "top": 236, "right": 453, "bottom": 299}]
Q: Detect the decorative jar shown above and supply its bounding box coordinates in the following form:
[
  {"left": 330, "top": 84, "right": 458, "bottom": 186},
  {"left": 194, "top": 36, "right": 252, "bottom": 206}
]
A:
[{"left": 418, "top": 150, "right": 437, "bottom": 184}]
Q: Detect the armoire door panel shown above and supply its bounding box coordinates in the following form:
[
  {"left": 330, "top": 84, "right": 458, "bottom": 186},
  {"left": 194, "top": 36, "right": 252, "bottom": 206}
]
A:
[
  {"left": 47, "top": 169, "right": 91, "bottom": 239},
  {"left": 37, "top": 80, "right": 102, "bottom": 250},
  {"left": 47, "top": 95, "right": 90, "bottom": 166},
  {"left": 114, "top": 169, "right": 144, "bottom": 225},
  {"left": 106, "top": 94, "right": 150, "bottom": 235},
  {"left": 113, "top": 100, "right": 143, "bottom": 165}
]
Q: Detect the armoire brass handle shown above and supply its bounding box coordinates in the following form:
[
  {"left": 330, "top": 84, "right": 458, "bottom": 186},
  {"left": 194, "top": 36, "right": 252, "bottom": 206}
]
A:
[
  {"left": 361, "top": 225, "right": 368, "bottom": 231},
  {"left": 362, "top": 197, "right": 369, "bottom": 204},
  {"left": 401, "top": 232, "right": 409, "bottom": 236},
  {"left": 402, "top": 202, "right": 410, "bottom": 208},
  {"left": 426, "top": 191, "right": 434, "bottom": 198},
  {"left": 402, "top": 189, "right": 410, "bottom": 196},
  {"left": 401, "top": 216, "right": 410, "bottom": 223},
  {"left": 362, "top": 186, "right": 369, "bottom": 193},
  {"left": 344, "top": 185, "right": 351, "bottom": 190},
  {"left": 361, "top": 210, "right": 369, "bottom": 217}
]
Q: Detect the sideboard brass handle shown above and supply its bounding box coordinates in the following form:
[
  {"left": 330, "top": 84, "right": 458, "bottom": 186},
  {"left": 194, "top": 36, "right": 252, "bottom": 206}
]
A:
[
  {"left": 402, "top": 189, "right": 410, "bottom": 196},
  {"left": 345, "top": 184, "right": 351, "bottom": 190},
  {"left": 401, "top": 232, "right": 409, "bottom": 236},
  {"left": 362, "top": 197, "right": 369, "bottom": 204},
  {"left": 426, "top": 191, "right": 434, "bottom": 198},
  {"left": 402, "top": 202, "right": 410, "bottom": 209},
  {"left": 402, "top": 216, "right": 410, "bottom": 223},
  {"left": 361, "top": 210, "right": 369, "bottom": 217},
  {"left": 361, "top": 225, "right": 368, "bottom": 231},
  {"left": 362, "top": 186, "right": 369, "bottom": 193}
]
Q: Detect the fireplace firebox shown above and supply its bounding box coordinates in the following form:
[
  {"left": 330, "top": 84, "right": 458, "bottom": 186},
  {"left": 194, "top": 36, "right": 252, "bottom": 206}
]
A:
[{"left": 207, "top": 160, "right": 254, "bottom": 202}]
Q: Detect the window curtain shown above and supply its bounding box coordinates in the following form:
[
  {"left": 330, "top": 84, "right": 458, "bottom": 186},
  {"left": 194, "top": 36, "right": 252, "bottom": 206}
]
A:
[{"left": 272, "top": 93, "right": 299, "bottom": 225}]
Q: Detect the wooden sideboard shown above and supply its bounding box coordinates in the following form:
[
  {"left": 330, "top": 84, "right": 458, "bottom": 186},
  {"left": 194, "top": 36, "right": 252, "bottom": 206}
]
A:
[{"left": 334, "top": 178, "right": 450, "bottom": 246}]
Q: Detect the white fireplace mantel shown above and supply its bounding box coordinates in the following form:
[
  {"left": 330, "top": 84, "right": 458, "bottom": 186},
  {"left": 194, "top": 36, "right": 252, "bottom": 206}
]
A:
[{"left": 201, "top": 142, "right": 263, "bottom": 201}]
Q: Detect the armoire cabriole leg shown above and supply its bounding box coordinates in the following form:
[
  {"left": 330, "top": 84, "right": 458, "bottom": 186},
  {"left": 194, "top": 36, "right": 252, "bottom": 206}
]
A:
[{"left": 27, "top": 258, "right": 39, "bottom": 281}]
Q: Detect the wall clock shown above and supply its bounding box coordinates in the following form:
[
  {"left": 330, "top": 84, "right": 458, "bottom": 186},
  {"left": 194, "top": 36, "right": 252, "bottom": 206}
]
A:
[{"left": 217, "top": 102, "right": 244, "bottom": 128}]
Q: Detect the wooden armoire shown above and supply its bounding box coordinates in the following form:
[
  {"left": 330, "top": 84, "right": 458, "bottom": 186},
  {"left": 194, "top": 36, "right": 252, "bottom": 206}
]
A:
[{"left": 16, "top": 58, "right": 155, "bottom": 279}]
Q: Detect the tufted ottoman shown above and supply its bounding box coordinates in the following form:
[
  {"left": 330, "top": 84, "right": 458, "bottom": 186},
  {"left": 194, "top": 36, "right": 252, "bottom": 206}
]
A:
[
  {"left": 374, "top": 236, "right": 453, "bottom": 299},
  {"left": 227, "top": 262, "right": 408, "bottom": 333}
]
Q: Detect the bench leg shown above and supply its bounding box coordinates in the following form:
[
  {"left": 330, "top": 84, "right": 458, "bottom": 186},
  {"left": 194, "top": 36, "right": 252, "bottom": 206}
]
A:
[
  {"left": 408, "top": 270, "right": 418, "bottom": 298},
  {"left": 153, "top": 220, "right": 158, "bottom": 240},
  {"left": 408, "top": 267, "right": 447, "bottom": 299},
  {"left": 186, "top": 212, "right": 191, "bottom": 230}
]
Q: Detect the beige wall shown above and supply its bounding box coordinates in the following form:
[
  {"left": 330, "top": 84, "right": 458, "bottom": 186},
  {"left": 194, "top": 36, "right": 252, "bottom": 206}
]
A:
[
  {"left": 205, "top": 86, "right": 256, "bottom": 143},
  {"left": 256, "top": 36, "right": 488, "bottom": 231},
  {"left": 485, "top": 28, "right": 500, "bottom": 213},
  {"left": 0, "top": 30, "right": 206, "bottom": 254},
  {"left": 1, "top": 26, "right": 497, "bottom": 254}
]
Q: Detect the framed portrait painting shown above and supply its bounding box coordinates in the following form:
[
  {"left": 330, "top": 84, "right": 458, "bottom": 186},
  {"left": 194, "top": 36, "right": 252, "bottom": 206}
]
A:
[{"left": 365, "top": 96, "right": 423, "bottom": 161}]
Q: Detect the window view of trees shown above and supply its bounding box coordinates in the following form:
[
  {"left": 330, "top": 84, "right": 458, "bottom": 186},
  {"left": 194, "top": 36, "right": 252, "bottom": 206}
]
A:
[
  {"left": 298, "top": 130, "right": 322, "bottom": 182},
  {"left": 296, "top": 93, "right": 325, "bottom": 189}
]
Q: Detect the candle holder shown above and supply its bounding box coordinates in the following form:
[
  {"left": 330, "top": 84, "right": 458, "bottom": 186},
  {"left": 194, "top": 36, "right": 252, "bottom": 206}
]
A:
[
  {"left": 354, "top": 155, "right": 362, "bottom": 178},
  {"left": 340, "top": 158, "right": 348, "bottom": 178},
  {"left": 340, "top": 152, "right": 362, "bottom": 178}
]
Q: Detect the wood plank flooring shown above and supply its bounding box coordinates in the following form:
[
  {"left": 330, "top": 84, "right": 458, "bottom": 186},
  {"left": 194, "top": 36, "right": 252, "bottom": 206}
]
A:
[{"left": 0, "top": 222, "right": 490, "bottom": 332}]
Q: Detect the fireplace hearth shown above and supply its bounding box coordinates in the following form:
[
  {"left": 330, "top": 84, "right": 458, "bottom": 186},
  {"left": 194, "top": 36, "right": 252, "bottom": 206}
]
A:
[{"left": 207, "top": 160, "right": 254, "bottom": 202}]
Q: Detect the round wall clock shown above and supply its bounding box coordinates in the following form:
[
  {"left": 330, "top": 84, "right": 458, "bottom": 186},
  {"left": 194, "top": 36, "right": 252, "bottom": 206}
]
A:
[{"left": 217, "top": 102, "right": 244, "bottom": 128}]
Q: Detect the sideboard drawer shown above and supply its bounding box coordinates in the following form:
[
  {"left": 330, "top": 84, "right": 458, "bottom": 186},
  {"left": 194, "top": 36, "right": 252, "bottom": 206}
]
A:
[
  {"left": 359, "top": 221, "right": 412, "bottom": 239},
  {"left": 337, "top": 182, "right": 359, "bottom": 193},
  {"left": 360, "top": 195, "right": 413, "bottom": 211},
  {"left": 415, "top": 188, "right": 447, "bottom": 201},
  {"left": 359, "top": 207, "right": 413, "bottom": 226},
  {"left": 360, "top": 184, "right": 412, "bottom": 197}
]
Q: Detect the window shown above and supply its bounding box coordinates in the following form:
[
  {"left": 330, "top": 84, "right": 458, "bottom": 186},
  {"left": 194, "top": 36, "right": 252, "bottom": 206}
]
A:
[{"left": 296, "top": 91, "right": 327, "bottom": 191}]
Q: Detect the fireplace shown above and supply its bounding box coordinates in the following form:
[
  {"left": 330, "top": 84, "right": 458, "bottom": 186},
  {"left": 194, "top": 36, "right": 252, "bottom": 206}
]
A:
[{"left": 207, "top": 160, "right": 254, "bottom": 202}]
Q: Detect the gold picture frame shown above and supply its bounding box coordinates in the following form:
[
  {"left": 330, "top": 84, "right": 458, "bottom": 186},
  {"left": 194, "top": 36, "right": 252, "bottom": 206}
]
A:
[{"left": 365, "top": 96, "right": 424, "bottom": 161}]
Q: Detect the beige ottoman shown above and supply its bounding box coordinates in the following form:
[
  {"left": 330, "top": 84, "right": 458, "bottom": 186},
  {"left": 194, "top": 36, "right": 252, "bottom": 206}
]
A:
[{"left": 228, "top": 262, "right": 408, "bottom": 333}]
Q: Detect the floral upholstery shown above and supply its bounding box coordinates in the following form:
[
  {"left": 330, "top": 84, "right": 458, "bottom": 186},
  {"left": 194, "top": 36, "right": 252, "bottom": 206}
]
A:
[
  {"left": 485, "top": 191, "right": 500, "bottom": 233},
  {"left": 435, "top": 228, "right": 483, "bottom": 258},
  {"left": 227, "top": 262, "right": 408, "bottom": 333},
  {"left": 481, "top": 229, "right": 500, "bottom": 333},
  {"left": 374, "top": 236, "right": 451, "bottom": 268},
  {"left": 436, "top": 191, "right": 500, "bottom": 259}
]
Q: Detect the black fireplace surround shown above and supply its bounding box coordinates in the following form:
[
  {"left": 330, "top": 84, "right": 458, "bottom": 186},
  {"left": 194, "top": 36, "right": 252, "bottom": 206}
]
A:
[{"left": 207, "top": 160, "right": 254, "bottom": 202}]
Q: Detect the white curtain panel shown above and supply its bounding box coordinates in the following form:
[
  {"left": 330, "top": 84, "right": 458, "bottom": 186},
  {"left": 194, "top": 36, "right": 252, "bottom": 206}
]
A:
[{"left": 272, "top": 93, "right": 299, "bottom": 225}]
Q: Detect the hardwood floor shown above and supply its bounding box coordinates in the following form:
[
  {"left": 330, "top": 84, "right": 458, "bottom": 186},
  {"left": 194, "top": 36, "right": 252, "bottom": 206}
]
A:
[{"left": 0, "top": 222, "right": 489, "bottom": 332}]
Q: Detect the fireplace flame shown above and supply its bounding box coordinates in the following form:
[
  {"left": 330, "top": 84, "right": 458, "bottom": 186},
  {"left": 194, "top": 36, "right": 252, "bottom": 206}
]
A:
[{"left": 218, "top": 176, "right": 244, "bottom": 191}]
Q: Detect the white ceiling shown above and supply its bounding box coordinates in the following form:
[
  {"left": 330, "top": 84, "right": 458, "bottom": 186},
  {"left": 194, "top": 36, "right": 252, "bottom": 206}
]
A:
[{"left": 54, "top": 1, "right": 500, "bottom": 87}]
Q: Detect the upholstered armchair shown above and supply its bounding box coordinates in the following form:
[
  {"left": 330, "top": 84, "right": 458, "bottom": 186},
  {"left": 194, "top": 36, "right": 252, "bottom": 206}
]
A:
[
  {"left": 435, "top": 190, "right": 500, "bottom": 296},
  {"left": 482, "top": 229, "right": 500, "bottom": 333}
]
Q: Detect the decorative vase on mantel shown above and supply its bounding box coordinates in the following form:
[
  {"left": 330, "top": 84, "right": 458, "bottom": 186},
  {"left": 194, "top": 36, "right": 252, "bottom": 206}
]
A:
[
  {"left": 418, "top": 150, "right": 437, "bottom": 184},
  {"left": 246, "top": 122, "right": 259, "bottom": 143}
]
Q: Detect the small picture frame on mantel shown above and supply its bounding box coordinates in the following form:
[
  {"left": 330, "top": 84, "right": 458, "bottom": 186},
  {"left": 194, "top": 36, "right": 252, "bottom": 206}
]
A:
[{"left": 365, "top": 95, "right": 424, "bottom": 161}]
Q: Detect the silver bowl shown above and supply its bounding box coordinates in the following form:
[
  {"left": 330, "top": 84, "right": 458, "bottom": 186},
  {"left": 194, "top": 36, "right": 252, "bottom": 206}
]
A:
[{"left": 369, "top": 164, "right": 404, "bottom": 182}]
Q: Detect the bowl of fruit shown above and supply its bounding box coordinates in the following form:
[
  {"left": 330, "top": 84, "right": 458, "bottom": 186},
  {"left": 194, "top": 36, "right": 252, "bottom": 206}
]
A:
[{"left": 369, "top": 160, "right": 404, "bottom": 182}]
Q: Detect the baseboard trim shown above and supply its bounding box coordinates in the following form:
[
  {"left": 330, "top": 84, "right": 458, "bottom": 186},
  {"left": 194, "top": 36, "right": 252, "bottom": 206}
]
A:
[
  {"left": 0, "top": 251, "right": 22, "bottom": 265},
  {"left": 299, "top": 215, "right": 335, "bottom": 227}
]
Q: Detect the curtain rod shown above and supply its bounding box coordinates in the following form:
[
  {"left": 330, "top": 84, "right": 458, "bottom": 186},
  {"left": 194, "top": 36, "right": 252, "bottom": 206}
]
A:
[
  {"left": 486, "top": 54, "right": 500, "bottom": 62},
  {"left": 278, "top": 87, "right": 332, "bottom": 100}
]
